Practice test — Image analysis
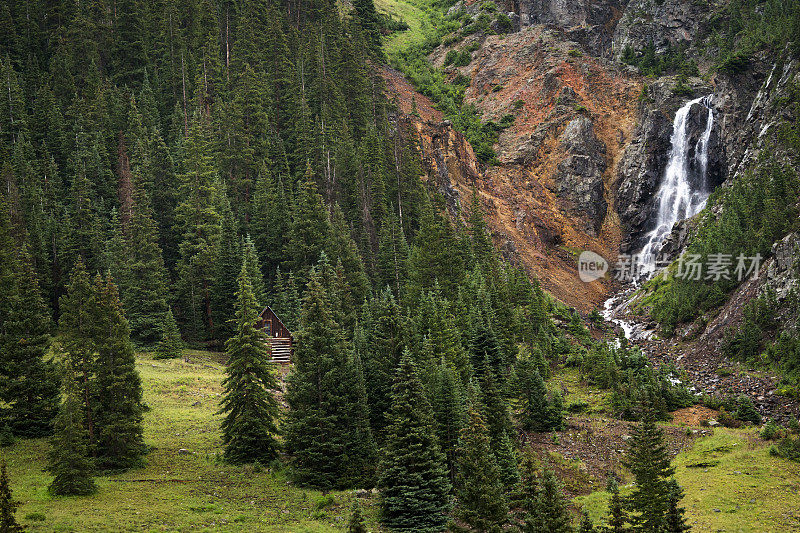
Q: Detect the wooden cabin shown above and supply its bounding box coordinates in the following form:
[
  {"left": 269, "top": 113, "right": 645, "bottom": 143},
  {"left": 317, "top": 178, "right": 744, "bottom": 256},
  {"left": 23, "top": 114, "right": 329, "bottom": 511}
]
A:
[{"left": 256, "top": 306, "right": 293, "bottom": 363}]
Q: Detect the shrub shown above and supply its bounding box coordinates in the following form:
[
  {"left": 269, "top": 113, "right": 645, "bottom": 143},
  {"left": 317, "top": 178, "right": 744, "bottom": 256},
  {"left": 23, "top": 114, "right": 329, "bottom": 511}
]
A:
[
  {"left": 760, "top": 419, "right": 784, "bottom": 441},
  {"left": 770, "top": 435, "right": 800, "bottom": 461},
  {"left": 735, "top": 395, "right": 762, "bottom": 425}
]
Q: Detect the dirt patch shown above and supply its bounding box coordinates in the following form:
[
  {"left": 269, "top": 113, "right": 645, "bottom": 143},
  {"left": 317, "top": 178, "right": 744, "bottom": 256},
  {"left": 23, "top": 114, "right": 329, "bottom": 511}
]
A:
[
  {"left": 521, "top": 415, "right": 709, "bottom": 498},
  {"left": 671, "top": 406, "right": 718, "bottom": 426}
]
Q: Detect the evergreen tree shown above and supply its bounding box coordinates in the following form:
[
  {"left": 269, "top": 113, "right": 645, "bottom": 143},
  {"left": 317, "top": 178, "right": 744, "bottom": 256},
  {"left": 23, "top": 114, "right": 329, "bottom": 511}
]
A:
[
  {"left": 451, "top": 405, "right": 508, "bottom": 532},
  {"left": 155, "top": 309, "right": 183, "bottom": 359},
  {"left": 378, "top": 351, "right": 452, "bottom": 532},
  {"left": 252, "top": 172, "right": 290, "bottom": 289},
  {"left": 663, "top": 480, "right": 690, "bottom": 533},
  {"left": 0, "top": 460, "right": 23, "bottom": 533},
  {"left": 0, "top": 245, "right": 59, "bottom": 437},
  {"left": 347, "top": 500, "right": 368, "bottom": 533},
  {"left": 479, "top": 370, "right": 519, "bottom": 488},
  {"left": 211, "top": 201, "right": 243, "bottom": 342},
  {"left": 219, "top": 262, "right": 281, "bottom": 464},
  {"left": 119, "top": 177, "right": 171, "bottom": 345},
  {"left": 516, "top": 358, "right": 563, "bottom": 433},
  {"left": 361, "top": 289, "right": 405, "bottom": 442},
  {"left": 47, "top": 367, "right": 96, "bottom": 496},
  {"left": 241, "top": 235, "right": 267, "bottom": 308},
  {"left": 58, "top": 260, "right": 98, "bottom": 453},
  {"left": 92, "top": 275, "right": 145, "bottom": 471},
  {"left": 285, "top": 170, "right": 331, "bottom": 284},
  {"left": 527, "top": 470, "right": 573, "bottom": 533},
  {"left": 623, "top": 416, "right": 679, "bottom": 532},
  {"left": 431, "top": 360, "right": 466, "bottom": 484},
  {"left": 284, "top": 268, "right": 376, "bottom": 489},
  {"left": 607, "top": 485, "right": 629, "bottom": 533},
  {"left": 175, "top": 114, "right": 223, "bottom": 339}
]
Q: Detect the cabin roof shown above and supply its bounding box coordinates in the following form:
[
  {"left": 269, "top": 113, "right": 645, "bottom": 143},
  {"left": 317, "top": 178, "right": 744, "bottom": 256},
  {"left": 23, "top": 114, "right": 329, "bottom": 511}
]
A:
[{"left": 259, "top": 306, "right": 292, "bottom": 337}]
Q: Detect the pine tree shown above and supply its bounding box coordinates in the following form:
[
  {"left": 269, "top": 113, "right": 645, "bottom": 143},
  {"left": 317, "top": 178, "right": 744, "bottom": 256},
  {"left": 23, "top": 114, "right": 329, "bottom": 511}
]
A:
[
  {"left": 241, "top": 235, "right": 266, "bottom": 308},
  {"left": 663, "top": 480, "right": 690, "bottom": 533},
  {"left": 92, "top": 275, "right": 145, "bottom": 471},
  {"left": 361, "top": 289, "right": 405, "bottom": 442},
  {"left": 479, "top": 370, "right": 519, "bottom": 488},
  {"left": 284, "top": 268, "right": 376, "bottom": 489},
  {"left": 607, "top": 485, "right": 628, "bottom": 533},
  {"left": 347, "top": 500, "right": 368, "bottom": 533},
  {"left": 119, "top": 176, "right": 171, "bottom": 346},
  {"left": 155, "top": 309, "right": 183, "bottom": 359},
  {"left": 623, "top": 416, "right": 678, "bottom": 532},
  {"left": 211, "top": 201, "right": 243, "bottom": 342},
  {"left": 252, "top": 172, "right": 290, "bottom": 289},
  {"left": 378, "top": 351, "right": 452, "bottom": 532},
  {"left": 0, "top": 460, "right": 23, "bottom": 533},
  {"left": 431, "top": 360, "right": 466, "bottom": 485},
  {"left": 0, "top": 245, "right": 60, "bottom": 437},
  {"left": 175, "top": 114, "right": 223, "bottom": 339},
  {"left": 516, "top": 358, "right": 563, "bottom": 433},
  {"left": 58, "top": 260, "right": 98, "bottom": 453},
  {"left": 527, "top": 470, "right": 573, "bottom": 533},
  {"left": 451, "top": 405, "right": 508, "bottom": 532},
  {"left": 47, "top": 367, "right": 96, "bottom": 496},
  {"left": 284, "top": 170, "right": 331, "bottom": 284},
  {"left": 219, "top": 262, "right": 281, "bottom": 464}
]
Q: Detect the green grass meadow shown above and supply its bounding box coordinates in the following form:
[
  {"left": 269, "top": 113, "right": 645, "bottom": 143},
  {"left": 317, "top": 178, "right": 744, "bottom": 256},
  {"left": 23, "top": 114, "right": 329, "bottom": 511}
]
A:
[{"left": 0, "top": 351, "right": 378, "bottom": 532}]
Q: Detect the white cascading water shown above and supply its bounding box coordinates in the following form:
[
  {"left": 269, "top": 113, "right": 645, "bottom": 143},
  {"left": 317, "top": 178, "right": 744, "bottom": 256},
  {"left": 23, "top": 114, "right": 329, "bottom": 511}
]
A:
[
  {"left": 603, "top": 95, "right": 715, "bottom": 339},
  {"left": 638, "top": 95, "right": 715, "bottom": 275}
]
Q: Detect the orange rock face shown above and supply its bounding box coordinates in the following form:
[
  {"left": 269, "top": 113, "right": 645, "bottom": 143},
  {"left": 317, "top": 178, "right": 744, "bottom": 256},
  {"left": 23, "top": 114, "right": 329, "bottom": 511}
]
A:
[{"left": 383, "top": 26, "right": 642, "bottom": 312}]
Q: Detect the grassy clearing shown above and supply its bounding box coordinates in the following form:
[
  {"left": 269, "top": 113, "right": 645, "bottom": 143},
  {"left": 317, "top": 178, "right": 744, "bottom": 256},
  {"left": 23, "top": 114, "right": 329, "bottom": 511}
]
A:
[
  {"left": 374, "top": 0, "right": 431, "bottom": 55},
  {"left": 0, "top": 350, "right": 380, "bottom": 532},
  {"left": 552, "top": 366, "right": 612, "bottom": 415},
  {"left": 575, "top": 427, "right": 800, "bottom": 532}
]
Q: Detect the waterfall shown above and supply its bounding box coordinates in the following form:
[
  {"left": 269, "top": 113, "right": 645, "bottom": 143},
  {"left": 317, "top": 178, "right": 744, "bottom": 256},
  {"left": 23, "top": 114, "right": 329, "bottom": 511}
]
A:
[{"left": 638, "top": 95, "right": 714, "bottom": 275}]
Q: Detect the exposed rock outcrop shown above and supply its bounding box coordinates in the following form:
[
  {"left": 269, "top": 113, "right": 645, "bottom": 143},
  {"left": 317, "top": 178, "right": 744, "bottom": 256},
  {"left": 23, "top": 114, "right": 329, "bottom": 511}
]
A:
[
  {"left": 553, "top": 117, "right": 607, "bottom": 234},
  {"left": 615, "top": 107, "right": 673, "bottom": 251},
  {"left": 514, "top": 0, "right": 629, "bottom": 56},
  {"left": 611, "top": 0, "right": 707, "bottom": 58}
]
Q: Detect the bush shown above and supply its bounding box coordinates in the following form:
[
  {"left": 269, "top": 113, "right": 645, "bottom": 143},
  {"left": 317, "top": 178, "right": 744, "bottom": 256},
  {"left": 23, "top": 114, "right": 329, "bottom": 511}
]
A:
[
  {"left": 760, "top": 419, "right": 785, "bottom": 441},
  {"left": 735, "top": 395, "right": 762, "bottom": 425},
  {"left": 770, "top": 435, "right": 800, "bottom": 461},
  {"left": 0, "top": 424, "right": 14, "bottom": 447}
]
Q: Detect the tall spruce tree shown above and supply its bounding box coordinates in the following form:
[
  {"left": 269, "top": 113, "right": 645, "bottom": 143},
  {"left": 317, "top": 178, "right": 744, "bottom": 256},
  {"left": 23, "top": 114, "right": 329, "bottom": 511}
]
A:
[
  {"left": 431, "top": 359, "right": 466, "bottom": 485},
  {"left": 117, "top": 176, "right": 170, "bottom": 346},
  {"left": 283, "top": 268, "right": 376, "bottom": 489},
  {"left": 525, "top": 469, "right": 573, "bottom": 533},
  {"left": 378, "top": 351, "right": 452, "bottom": 532},
  {"left": 0, "top": 244, "right": 59, "bottom": 437},
  {"left": 0, "top": 460, "right": 23, "bottom": 533},
  {"left": 479, "top": 369, "right": 519, "bottom": 488},
  {"left": 92, "top": 275, "right": 145, "bottom": 471},
  {"left": 219, "top": 262, "right": 281, "bottom": 464},
  {"left": 47, "top": 367, "right": 96, "bottom": 496},
  {"left": 623, "top": 416, "right": 680, "bottom": 532},
  {"left": 58, "top": 260, "right": 98, "bottom": 453},
  {"left": 155, "top": 309, "right": 183, "bottom": 359},
  {"left": 451, "top": 405, "right": 508, "bottom": 532},
  {"left": 515, "top": 356, "right": 563, "bottom": 433},
  {"left": 175, "top": 114, "right": 223, "bottom": 339}
]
